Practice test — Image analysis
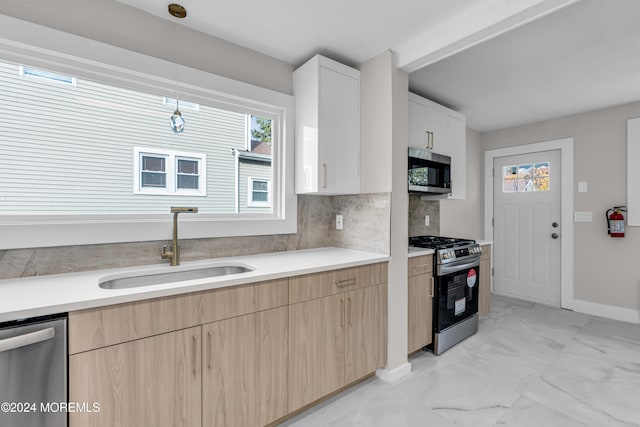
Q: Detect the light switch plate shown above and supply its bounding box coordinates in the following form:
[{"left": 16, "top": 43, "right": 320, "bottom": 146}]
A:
[
  {"left": 574, "top": 211, "right": 593, "bottom": 222},
  {"left": 336, "top": 215, "right": 344, "bottom": 230},
  {"left": 578, "top": 181, "right": 588, "bottom": 193},
  {"left": 424, "top": 215, "right": 430, "bottom": 226}
]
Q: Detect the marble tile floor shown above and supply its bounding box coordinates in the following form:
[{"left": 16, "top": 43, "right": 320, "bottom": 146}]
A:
[{"left": 278, "top": 295, "right": 640, "bottom": 427}]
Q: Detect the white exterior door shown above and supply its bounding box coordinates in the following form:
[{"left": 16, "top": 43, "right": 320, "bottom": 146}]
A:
[{"left": 493, "top": 149, "right": 561, "bottom": 306}]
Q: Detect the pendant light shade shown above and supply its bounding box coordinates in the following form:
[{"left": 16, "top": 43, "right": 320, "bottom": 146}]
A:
[
  {"left": 169, "top": 4, "right": 187, "bottom": 134},
  {"left": 170, "top": 108, "right": 185, "bottom": 133}
]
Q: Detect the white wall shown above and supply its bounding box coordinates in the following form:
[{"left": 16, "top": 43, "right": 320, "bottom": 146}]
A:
[
  {"left": 360, "top": 51, "right": 410, "bottom": 381},
  {"left": 482, "top": 101, "right": 640, "bottom": 311},
  {"left": 440, "top": 128, "right": 484, "bottom": 239},
  {"left": 0, "top": 0, "right": 293, "bottom": 94},
  {"left": 360, "top": 53, "right": 392, "bottom": 193}
]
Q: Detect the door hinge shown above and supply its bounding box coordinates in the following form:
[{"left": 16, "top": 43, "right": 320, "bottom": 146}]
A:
[
  {"left": 492, "top": 168, "right": 495, "bottom": 177},
  {"left": 492, "top": 218, "right": 494, "bottom": 227},
  {"left": 492, "top": 267, "right": 494, "bottom": 276}
]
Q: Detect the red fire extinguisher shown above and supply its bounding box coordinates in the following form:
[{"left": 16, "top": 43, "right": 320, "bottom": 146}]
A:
[{"left": 606, "top": 206, "right": 627, "bottom": 237}]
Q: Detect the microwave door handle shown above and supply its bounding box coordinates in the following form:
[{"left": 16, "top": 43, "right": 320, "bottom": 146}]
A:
[{"left": 0, "top": 327, "right": 56, "bottom": 353}]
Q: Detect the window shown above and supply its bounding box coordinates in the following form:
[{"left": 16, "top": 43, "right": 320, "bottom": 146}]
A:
[
  {"left": 502, "top": 162, "right": 550, "bottom": 193},
  {"left": 0, "top": 16, "right": 295, "bottom": 250},
  {"left": 141, "top": 155, "right": 167, "bottom": 188},
  {"left": 19, "top": 65, "right": 76, "bottom": 86},
  {"left": 134, "top": 147, "right": 205, "bottom": 196},
  {"left": 177, "top": 158, "right": 199, "bottom": 190},
  {"left": 163, "top": 97, "right": 200, "bottom": 111},
  {"left": 248, "top": 178, "right": 271, "bottom": 207}
]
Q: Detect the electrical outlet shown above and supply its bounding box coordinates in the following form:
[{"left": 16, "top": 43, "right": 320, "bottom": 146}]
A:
[
  {"left": 336, "top": 215, "right": 344, "bottom": 230},
  {"left": 424, "top": 215, "right": 430, "bottom": 226}
]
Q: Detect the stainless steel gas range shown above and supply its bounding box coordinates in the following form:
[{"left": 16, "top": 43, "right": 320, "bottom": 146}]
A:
[{"left": 409, "top": 235, "right": 482, "bottom": 355}]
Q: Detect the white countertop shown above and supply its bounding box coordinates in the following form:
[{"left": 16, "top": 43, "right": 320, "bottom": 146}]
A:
[
  {"left": 0, "top": 247, "right": 389, "bottom": 323},
  {"left": 408, "top": 247, "right": 435, "bottom": 258}
]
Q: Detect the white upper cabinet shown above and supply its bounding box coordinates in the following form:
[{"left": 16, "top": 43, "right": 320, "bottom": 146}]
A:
[
  {"left": 294, "top": 55, "right": 360, "bottom": 195},
  {"left": 408, "top": 92, "right": 466, "bottom": 200}
]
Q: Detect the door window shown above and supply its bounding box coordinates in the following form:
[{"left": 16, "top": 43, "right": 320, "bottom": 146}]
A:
[{"left": 502, "top": 161, "right": 549, "bottom": 193}]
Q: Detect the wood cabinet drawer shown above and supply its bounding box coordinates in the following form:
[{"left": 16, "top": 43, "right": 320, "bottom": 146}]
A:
[
  {"left": 289, "top": 262, "right": 387, "bottom": 304},
  {"left": 69, "top": 278, "right": 288, "bottom": 354},
  {"left": 200, "top": 278, "right": 288, "bottom": 324},
  {"left": 408, "top": 255, "right": 433, "bottom": 277}
]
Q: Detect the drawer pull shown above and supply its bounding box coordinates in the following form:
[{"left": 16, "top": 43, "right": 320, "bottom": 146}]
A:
[
  {"left": 207, "top": 331, "right": 212, "bottom": 370},
  {"left": 192, "top": 335, "right": 198, "bottom": 376},
  {"left": 335, "top": 278, "right": 357, "bottom": 287}
]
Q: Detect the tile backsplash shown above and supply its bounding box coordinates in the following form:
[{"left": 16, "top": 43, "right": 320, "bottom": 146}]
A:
[
  {"left": 408, "top": 196, "right": 440, "bottom": 236},
  {"left": 0, "top": 193, "right": 390, "bottom": 280}
]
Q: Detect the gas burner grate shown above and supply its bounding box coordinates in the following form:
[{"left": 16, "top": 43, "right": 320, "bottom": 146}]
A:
[{"left": 409, "top": 235, "right": 476, "bottom": 249}]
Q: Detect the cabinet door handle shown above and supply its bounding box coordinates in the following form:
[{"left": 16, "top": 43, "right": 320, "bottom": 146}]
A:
[
  {"left": 429, "top": 276, "right": 435, "bottom": 298},
  {"left": 348, "top": 297, "right": 352, "bottom": 326},
  {"left": 335, "top": 278, "right": 357, "bottom": 287},
  {"left": 322, "top": 163, "right": 327, "bottom": 189},
  {"left": 192, "top": 335, "right": 198, "bottom": 376},
  {"left": 207, "top": 331, "right": 212, "bottom": 370},
  {"left": 340, "top": 299, "right": 344, "bottom": 327},
  {"left": 430, "top": 131, "right": 434, "bottom": 149}
]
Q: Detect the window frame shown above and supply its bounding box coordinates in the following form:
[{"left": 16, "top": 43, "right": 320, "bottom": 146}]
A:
[
  {"left": 0, "top": 15, "right": 296, "bottom": 250},
  {"left": 134, "top": 147, "right": 206, "bottom": 196},
  {"left": 247, "top": 178, "right": 272, "bottom": 208}
]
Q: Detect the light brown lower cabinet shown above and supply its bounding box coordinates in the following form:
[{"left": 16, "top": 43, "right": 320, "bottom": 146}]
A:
[
  {"left": 288, "top": 283, "right": 386, "bottom": 412},
  {"left": 69, "top": 262, "right": 388, "bottom": 427},
  {"left": 407, "top": 273, "right": 433, "bottom": 354},
  {"left": 70, "top": 309, "right": 288, "bottom": 427},
  {"left": 69, "top": 326, "right": 202, "bottom": 427},
  {"left": 203, "top": 307, "right": 288, "bottom": 427},
  {"left": 407, "top": 255, "right": 434, "bottom": 354}
]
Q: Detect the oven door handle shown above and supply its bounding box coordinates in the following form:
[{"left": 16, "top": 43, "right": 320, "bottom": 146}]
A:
[
  {"left": 0, "top": 327, "right": 56, "bottom": 353},
  {"left": 439, "top": 259, "right": 480, "bottom": 275}
]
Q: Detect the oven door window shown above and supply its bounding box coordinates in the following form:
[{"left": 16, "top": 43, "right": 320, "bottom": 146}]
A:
[{"left": 436, "top": 267, "right": 479, "bottom": 331}]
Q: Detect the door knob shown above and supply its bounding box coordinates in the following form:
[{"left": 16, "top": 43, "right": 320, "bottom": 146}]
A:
[
  {"left": 551, "top": 233, "right": 559, "bottom": 239},
  {"left": 552, "top": 222, "right": 558, "bottom": 228}
]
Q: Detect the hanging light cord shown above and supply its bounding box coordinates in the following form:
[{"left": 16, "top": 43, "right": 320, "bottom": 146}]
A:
[{"left": 175, "top": 18, "right": 180, "bottom": 111}]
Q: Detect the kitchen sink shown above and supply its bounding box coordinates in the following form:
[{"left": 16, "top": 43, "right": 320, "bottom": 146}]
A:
[{"left": 99, "top": 264, "right": 254, "bottom": 290}]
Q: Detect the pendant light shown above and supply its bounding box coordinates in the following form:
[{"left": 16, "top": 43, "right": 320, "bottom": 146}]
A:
[{"left": 168, "top": 3, "right": 187, "bottom": 134}]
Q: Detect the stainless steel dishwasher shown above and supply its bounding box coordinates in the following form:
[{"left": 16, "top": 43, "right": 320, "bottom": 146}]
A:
[{"left": 0, "top": 314, "right": 67, "bottom": 427}]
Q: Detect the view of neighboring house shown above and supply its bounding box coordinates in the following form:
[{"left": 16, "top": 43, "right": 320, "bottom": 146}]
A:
[{"left": 0, "top": 60, "right": 273, "bottom": 215}]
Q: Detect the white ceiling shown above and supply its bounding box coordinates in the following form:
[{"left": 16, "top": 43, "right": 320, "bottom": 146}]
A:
[
  {"left": 115, "top": 0, "right": 640, "bottom": 132},
  {"left": 409, "top": 0, "right": 640, "bottom": 131},
  {"left": 116, "top": 0, "right": 484, "bottom": 67}
]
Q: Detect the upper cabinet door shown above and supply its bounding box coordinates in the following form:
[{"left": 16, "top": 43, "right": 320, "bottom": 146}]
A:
[
  {"left": 408, "top": 92, "right": 467, "bottom": 200},
  {"left": 408, "top": 94, "right": 448, "bottom": 154},
  {"left": 294, "top": 55, "right": 360, "bottom": 195}
]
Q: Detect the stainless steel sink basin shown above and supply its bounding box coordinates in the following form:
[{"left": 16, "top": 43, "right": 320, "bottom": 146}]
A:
[{"left": 99, "top": 265, "right": 254, "bottom": 289}]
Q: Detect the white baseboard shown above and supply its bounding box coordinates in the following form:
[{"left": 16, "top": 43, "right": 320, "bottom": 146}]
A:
[
  {"left": 571, "top": 299, "right": 640, "bottom": 324},
  {"left": 375, "top": 362, "right": 411, "bottom": 383}
]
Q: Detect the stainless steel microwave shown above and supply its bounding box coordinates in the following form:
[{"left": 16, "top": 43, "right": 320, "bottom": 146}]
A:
[{"left": 408, "top": 147, "right": 452, "bottom": 194}]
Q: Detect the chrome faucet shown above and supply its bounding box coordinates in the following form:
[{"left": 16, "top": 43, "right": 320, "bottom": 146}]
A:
[{"left": 161, "top": 207, "right": 198, "bottom": 266}]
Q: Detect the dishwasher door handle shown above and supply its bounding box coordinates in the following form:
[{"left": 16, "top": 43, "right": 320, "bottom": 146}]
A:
[{"left": 0, "top": 327, "right": 56, "bottom": 353}]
